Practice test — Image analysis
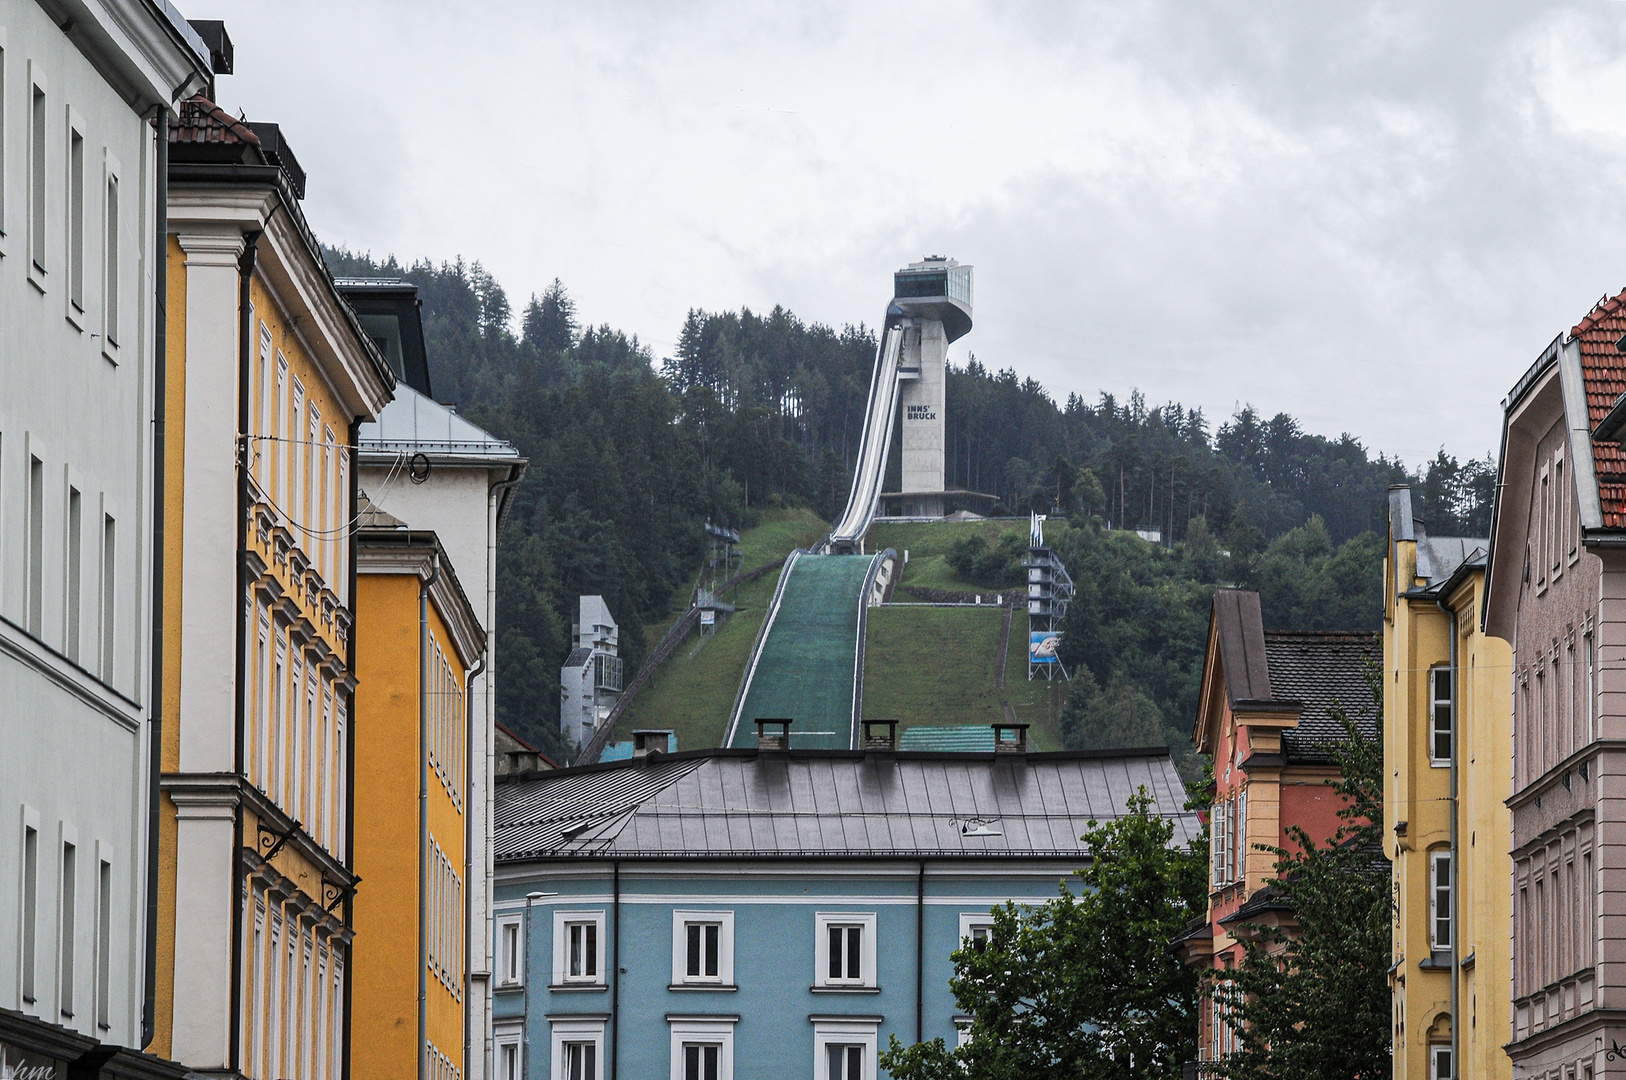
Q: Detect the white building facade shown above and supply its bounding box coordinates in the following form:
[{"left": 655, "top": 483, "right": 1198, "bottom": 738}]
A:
[
  {"left": 0, "top": 0, "right": 206, "bottom": 1073},
  {"left": 357, "top": 372, "right": 525, "bottom": 1080},
  {"left": 559, "top": 595, "right": 621, "bottom": 748}
]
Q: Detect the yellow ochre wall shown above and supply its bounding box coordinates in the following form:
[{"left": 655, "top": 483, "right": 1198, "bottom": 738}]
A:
[
  {"left": 352, "top": 571, "right": 469, "bottom": 1080},
  {"left": 1385, "top": 537, "right": 1512, "bottom": 1080}
]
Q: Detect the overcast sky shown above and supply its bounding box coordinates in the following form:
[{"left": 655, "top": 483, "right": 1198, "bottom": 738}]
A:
[{"left": 195, "top": 1, "right": 1626, "bottom": 466}]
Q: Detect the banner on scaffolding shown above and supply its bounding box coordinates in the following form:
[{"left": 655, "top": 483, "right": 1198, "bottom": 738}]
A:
[{"left": 1029, "top": 631, "right": 1062, "bottom": 664}]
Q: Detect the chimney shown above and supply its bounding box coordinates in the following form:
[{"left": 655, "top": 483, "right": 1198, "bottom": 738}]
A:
[
  {"left": 633, "top": 729, "right": 673, "bottom": 759},
  {"left": 992, "top": 723, "right": 1029, "bottom": 755},
  {"left": 862, "top": 719, "right": 898, "bottom": 753},
  {"left": 755, "top": 718, "right": 792, "bottom": 752}
]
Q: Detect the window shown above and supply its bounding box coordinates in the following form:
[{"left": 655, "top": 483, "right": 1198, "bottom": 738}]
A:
[
  {"left": 812, "top": 1020, "right": 876, "bottom": 1080},
  {"left": 1430, "top": 849, "right": 1453, "bottom": 951},
  {"left": 1234, "top": 789, "right": 1247, "bottom": 882},
  {"left": 1431, "top": 1045, "right": 1452, "bottom": 1080},
  {"left": 29, "top": 63, "right": 46, "bottom": 279},
  {"left": 495, "top": 1023, "right": 523, "bottom": 1080},
  {"left": 95, "top": 855, "right": 110, "bottom": 1029},
  {"left": 958, "top": 913, "right": 994, "bottom": 954},
  {"left": 100, "top": 513, "right": 115, "bottom": 683},
  {"left": 28, "top": 454, "right": 43, "bottom": 636},
  {"left": 496, "top": 913, "right": 523, "bottom": 988},
  {"left": 671, "top": 910, "right": 734, "bottom": 986},
  {"left": 0, "top": 36, "right": 6, "bottom": 246},
  {"left": 66, "top": 112, "right": 83, "bottom": 318},
  {"left": 669, "top": 1017, "right": 735, "bottom": 1080},
  {"left": 1553, "top": 452, "right": 1566, "bottom": 578},
  {"left": 814, "top": 912, "right": 876, "bottom": 989},
  {"left": 1212, "top": 796, "right": 1226, "bottom": 888},
  {"left": 103, "top": 155, "right": 119, "bottom": 353},
  {"left": 21, "top": 810, "right": 39, "bottom": 1004},
  {"left": 1431, "top": 666, "right": 1452, "bottom": 764},
  {"left": 1586, "top": 632, "right": 1596, "bottom": 743},
  {"left": 59, "top": 837, "right": 76, "bottom": 1018},
  {"left": 65, "top": 487, "right": 80, "bottom": 662},
  {"left": 550, "top": 1018, "right": 604, "bottom": 1080},
  {"left": 273, "top": 641, "right": 287, "bottom": 806},
  {"left": 551, "top": 911, "right": 606, "bottom": 986}
]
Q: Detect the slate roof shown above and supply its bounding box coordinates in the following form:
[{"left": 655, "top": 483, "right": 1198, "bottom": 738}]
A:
[
  {"left": 493, "top": 747, "right": 1198, "bottom": 862},
  {"left": 1572, "top": 290, "right": 1626, "bottom": 527},
  {"left": 1211, "top": 589, "right": 1272, "bottom": 705},
  {"left": 357, "top": 383, "right": 519, "bottom": 463},
  {"left": 1263, "top": 631, "right": 1380, "bottom": 761}
]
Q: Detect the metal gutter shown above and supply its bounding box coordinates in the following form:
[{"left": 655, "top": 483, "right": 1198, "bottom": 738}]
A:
[{"left": 420, "top": 549, "right": 441, "bottom": 1080}]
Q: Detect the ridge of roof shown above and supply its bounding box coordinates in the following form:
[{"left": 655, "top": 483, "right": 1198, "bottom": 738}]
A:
[{"left": 169, "top": 94, "right": 260, "bottom": 147}]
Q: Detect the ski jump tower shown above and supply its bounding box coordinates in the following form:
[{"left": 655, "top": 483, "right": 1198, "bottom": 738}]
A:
[
  {"left": 827, "top": 257, "right": 973, "bottom": 551},
  {"left": 895, "top": 257, "right": 972, "bottom": 518}
]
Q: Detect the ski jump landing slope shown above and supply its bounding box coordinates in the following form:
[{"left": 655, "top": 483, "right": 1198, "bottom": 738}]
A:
[{"left": 726, "top": 550, "right": 887, "bottom": 750}]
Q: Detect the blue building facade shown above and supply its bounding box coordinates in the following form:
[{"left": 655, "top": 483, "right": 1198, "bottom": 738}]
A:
[{"left": 489, "top": 732, "right": 1195, "bottom": 1080}]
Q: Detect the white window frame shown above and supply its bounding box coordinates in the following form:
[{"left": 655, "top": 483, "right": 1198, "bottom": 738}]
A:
[
  {"left": 811, "top": 1017, "right": 877, "bottom": 1080},
  {"left": 1430, "top": 665, "right": 1452, "bottom": 766},
  {"left": 813, "top": 912, "right": 876, "bottom": 989},
  {"left": 64, "top": 104, "right": 85, "bottom": 327},
  {"left": 957, "top": 912, "right": 994, "bottom": 954},
  {"left": 552, "top": 910, "right": 606, "bottom": 986},
  {"left": 496, "top": 912, "right": 524, "bottom": 989},
  {"left": 494, "top": 1020, "right": 523, "bottom": 1080},
  {"left": 101, "top": 149, "right": 120, "bottom": 359},
  {"left": 27, "top": 60, "right": 47, "bottom": 290},
  {"left": 1430, "top": 849, "right": 1453, "bottom": 952},
  {"left": 671, "top": 910, "right": 734, "bottom": 987},
  {"left": 953, "top": 1015, "right": 973, "bottom": 1049},
  {"left": 1430, "top": 1044, "right": 1453, "bottom": 1080},
  {"left": 550, "top": 1016, "right": 604, "bottom": 1080},
  {"left": 668, "top": 1016, "right": 736, "bottom": 1080}
]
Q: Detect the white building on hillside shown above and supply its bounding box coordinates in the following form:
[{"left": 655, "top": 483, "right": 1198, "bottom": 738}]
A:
[
  {"left": 560, "top": 595, "right": 622, "bottom": 747},
  {"left": 0, "top": 1, "right": 208, "bottom": 1073}
]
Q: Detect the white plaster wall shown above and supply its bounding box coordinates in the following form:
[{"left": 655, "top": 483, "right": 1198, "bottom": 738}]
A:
[{"left": 0, "top": 0, "right": 165, "bottom": 1050}]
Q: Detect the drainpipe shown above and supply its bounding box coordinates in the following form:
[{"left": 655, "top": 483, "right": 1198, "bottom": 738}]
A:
[
  {"left": 228, "top": 227, "right": 261, "bottom": 1075},
  {"left": 1437, "top": 595, "right": 1459, "bottom": 1080},
  {"left": 915, "top": 860, "right": 925, "bottom": 1044},
  {"left": 342, "top": 415, "right": 360, "bottom": 1080},
  {"left": 463, "top": 647, "right": 486, "bottom": 1080},
  {"left": 141, "top": 101, "right": 167, "bottom": 1052},
  {"left": 611, "top": 860, "right": 621, "bottom": 1080},
  {"left": 481, "top": 464, "right": 523, "bottom": 1080},
  {"left": 420, "top": 548, "right": 441, "bottom": 1080}
]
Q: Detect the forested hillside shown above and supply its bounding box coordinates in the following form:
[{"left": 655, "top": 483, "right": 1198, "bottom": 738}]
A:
[{"left": 324, "top": 249, "right": 1494, "bottom": 761}]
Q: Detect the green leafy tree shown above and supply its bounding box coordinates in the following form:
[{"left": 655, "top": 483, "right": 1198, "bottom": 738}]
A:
[
  {"left": 879, "top": 789, "right": 1206, "bottom": 1080},
  {"left": 1215, "top": 670, "right": 1390, "bottom": 1080}
]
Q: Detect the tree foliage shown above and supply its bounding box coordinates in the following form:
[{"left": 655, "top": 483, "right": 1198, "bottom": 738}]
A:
[
  {"left": 1216, "top": 669, "right": 1391, "bottom": 1080},
  {"left": 322, "top": 246, "right": 1483, "bottom": 765},
  {"left": 879, "top": 789, "right": 1207, "bottom": 1080}
]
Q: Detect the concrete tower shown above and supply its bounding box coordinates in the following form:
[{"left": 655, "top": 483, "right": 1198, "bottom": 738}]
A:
[{"left": 892, "top": 257, "right": 973, "bottom": 518}]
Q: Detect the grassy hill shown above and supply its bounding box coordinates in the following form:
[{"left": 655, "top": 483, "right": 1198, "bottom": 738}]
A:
[
  {"left": 616, "top": 514, "right": 1076, "bottom": 754},
  {"left": 614, "top": 506, "right": 827, "bottom": 749}
]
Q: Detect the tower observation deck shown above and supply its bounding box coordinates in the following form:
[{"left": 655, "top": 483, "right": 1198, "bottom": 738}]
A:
[{"left": 826, "top": 257, "right": 973, "bottom": 551}]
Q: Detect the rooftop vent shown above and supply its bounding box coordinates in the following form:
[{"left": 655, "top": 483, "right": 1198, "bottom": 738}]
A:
[
  {"left": 755, "top": 718, "right": 792, "bottom": 752},
  {"left": 991, "top": 723, "right": 1029, "bottom": 754},
  {"left": 862, "top": 719, "right": 898, "bottom": 753}
]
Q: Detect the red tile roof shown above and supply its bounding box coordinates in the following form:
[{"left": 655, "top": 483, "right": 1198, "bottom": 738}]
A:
[
  {"left": 1574, "top": 288, "right": 1626, "bottom": 527},
  {"left": 168, "top": 94, "right": 259, "bottom": 147}
]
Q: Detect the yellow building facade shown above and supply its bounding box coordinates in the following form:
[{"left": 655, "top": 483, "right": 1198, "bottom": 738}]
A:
[
  {"left": 1384, "top": 487, "right": 1512, "bottom": 1080},
  {"left": 154, "top": 95, "right": 394, "bottom": 1078},
  {"left": 352, "top": 527, "right": 484, "bottom": 1080}
]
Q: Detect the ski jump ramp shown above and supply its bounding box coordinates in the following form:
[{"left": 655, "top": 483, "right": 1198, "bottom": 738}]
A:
[{"left": 728, "top": 258, "right": 971, "bottom": 749}]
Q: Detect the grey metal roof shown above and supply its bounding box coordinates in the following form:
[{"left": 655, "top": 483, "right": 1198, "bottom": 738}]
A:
[
  {"left": 1263, "top": 632, "right": 1381, "bottom": 760},
  {"left": 493, "top": 747, "right": 1199, "bottom": 862},
  {"left": 357, "top": 383, "right": 519, "bottom": 462},
  {"left": 563, "top": 647, "right": 594, "bottom": 668}
]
